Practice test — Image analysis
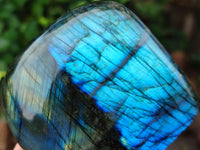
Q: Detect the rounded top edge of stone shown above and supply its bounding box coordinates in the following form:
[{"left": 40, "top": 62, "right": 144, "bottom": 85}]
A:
[{"left": 46, "top": 1, "right": 127, "bottom": 33}]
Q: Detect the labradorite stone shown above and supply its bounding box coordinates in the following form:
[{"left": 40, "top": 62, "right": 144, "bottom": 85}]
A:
[{"left": 0, "top": 1, "right": 199, "bottom": 150}]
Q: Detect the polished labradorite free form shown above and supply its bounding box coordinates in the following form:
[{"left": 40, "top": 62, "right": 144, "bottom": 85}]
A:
[{"left": 1, "top": 1, "right": 199, "bottom": 150}]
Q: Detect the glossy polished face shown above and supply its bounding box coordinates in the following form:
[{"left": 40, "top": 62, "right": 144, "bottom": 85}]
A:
[{"left": 0, "top": 1, "right": 199, "bottom": 150}]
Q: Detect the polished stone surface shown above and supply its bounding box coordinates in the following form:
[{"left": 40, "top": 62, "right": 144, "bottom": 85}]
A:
[{"left": 0, "top": 1, "right": 199, "bottom": 150}]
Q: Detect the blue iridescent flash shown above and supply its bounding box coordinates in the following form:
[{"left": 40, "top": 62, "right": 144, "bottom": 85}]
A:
[{"left": 0, "top": 1, "right": 199, "bottom": 150}]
